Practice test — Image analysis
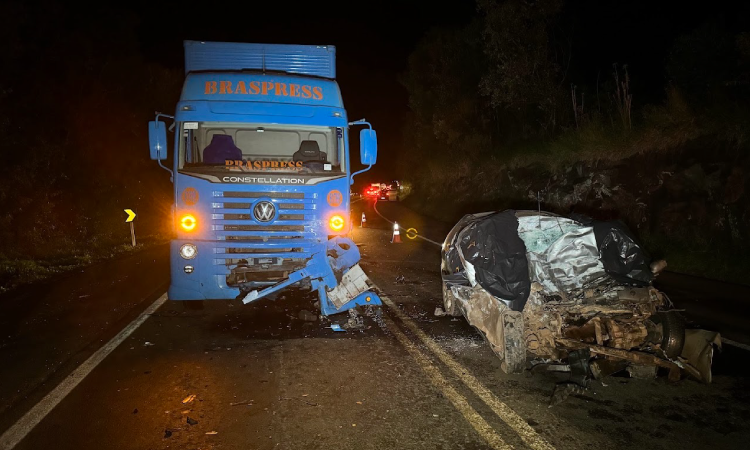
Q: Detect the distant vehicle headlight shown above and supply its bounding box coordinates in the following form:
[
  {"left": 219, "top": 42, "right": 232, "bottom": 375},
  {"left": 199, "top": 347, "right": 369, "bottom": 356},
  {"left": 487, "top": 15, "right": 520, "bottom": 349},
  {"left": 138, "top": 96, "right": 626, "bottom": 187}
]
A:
[{"left": 180, "top": 243, "right": 198, "bottom": 259}]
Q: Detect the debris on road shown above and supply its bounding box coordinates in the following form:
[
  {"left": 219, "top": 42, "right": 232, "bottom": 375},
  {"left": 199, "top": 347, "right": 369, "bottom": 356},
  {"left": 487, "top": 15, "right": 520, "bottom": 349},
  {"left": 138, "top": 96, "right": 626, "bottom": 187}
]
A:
[
  {"left": 230, "top": 400, "right": 253, "bottom": 406},
  {"left": 206, "top": 431, "right": 218, "bottom": 435},
  {"left": 163, "top": 429, "right": 173, "bottom": 439},
  {"left": 344, "top": 308, "right": 365, "bottom": 330},
  {"left": 143, "top": 341, "right": 154, "bottom": 346},
  {"left": 328, "top": 324, "right": 346, "bottom": 332},
  {"left": 434, "top": 307, "right": 446, "bottom": 317},
  {"left": 298, "top": 310, "right": 318, "bottom": 322},
  {"left": 549, "top": 383, "right": 587, "bottom": 408},
  {"left": 186, "top": 416, "right": 199, "bottom": 426},
  {"left": 440, "top": 209, "right": 720, "bottom": 389},
  {"left": 182, "top": 394, "right": 196, "bottom": 404},
  {"left": 280, "top": 396, "right": 319, "bottom": 407}
]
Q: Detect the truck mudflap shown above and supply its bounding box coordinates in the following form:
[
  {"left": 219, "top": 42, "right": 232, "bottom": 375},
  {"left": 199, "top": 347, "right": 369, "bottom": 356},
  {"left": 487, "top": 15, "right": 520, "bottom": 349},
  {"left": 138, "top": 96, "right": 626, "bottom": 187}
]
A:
[{"left": 241, "top": 236, "right": 382, "bottom": 316}]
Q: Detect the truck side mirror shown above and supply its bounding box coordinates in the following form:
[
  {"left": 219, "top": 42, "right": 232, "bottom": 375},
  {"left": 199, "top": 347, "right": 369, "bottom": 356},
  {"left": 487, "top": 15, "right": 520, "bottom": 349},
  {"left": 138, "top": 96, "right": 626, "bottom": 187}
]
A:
[
  {"left": 360, "top": 129, "right": 377, "bottom": 165},
  {"left": 148, "top": 121, "right": 168, "bottom": 161}
]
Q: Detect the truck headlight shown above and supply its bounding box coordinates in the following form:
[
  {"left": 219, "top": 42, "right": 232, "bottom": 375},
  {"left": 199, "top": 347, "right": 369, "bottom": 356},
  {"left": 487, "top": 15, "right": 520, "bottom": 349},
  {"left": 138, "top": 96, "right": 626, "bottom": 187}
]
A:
[
  {"left": 329, "top": 214, "right": 345, "bottom": 232},
  {"left": 180, "top": 214, "right": 197, "bottom": 232},
  {"left": 180, "top": 243, "right": 198, "bottom": 259}
]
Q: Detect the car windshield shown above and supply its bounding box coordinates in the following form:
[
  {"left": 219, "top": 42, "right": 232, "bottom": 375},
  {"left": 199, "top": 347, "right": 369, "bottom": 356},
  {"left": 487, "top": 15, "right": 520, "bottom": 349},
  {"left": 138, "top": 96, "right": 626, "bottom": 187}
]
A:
[{"left": 178, "top": 122, "right": 344, "bottom": 175}]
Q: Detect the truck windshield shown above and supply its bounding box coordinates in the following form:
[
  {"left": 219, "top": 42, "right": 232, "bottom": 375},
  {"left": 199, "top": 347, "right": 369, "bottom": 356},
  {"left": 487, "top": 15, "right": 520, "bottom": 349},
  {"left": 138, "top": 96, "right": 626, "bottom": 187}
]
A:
[{"left": 178, "top": 122, "right": 345, "bottom": 175}]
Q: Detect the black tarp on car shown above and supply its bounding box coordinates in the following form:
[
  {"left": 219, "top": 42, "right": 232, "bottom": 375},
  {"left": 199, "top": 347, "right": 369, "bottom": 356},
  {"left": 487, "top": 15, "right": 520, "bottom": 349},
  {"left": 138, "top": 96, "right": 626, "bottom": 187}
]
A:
[
  {"left": 442, "top": 210, "right": 531, "bottom": 311},
  {"left": 569, "top": 214, "right": 653, "bottom": 286}
]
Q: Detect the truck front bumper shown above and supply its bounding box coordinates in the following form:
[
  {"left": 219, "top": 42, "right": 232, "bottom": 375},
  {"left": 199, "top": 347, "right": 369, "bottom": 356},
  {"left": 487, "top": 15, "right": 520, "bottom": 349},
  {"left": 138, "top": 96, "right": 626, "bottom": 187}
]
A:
[{"left": 168, "top": 240, "right": 241, "bottom": 301}]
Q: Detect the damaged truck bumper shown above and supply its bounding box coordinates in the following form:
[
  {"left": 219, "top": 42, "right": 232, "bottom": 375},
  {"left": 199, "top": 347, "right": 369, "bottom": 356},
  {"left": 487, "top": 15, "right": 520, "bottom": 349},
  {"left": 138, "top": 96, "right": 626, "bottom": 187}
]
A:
[{"left": 241, "top": 236, "right": 382, "bottom": 316}]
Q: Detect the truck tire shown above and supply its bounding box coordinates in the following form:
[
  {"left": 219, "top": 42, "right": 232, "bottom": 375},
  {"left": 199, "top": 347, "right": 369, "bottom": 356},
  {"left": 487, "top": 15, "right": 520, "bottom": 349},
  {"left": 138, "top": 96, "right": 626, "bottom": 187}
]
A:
[
  {"left": 441, "top": 282, "right": 462, "bottom": 316},
  {"left": 654, "top": 311, "right": 686, "bottom": 358}
]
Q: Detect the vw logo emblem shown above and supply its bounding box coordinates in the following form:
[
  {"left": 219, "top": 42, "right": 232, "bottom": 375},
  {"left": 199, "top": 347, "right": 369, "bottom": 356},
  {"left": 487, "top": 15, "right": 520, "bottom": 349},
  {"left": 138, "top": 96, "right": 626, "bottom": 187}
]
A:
[{"left": 253, "top": 201, "right": 276, "bottom": 222}]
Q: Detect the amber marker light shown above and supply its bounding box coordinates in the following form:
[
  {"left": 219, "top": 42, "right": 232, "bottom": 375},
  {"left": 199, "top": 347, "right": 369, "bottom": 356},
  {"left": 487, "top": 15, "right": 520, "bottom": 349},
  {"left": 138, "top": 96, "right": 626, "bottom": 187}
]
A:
[
  {"left": 180, "top": 214, "right": 197, "bottom": 232},
  {"left": 329, "top": 214, "right": 345, "bottom": 232}
]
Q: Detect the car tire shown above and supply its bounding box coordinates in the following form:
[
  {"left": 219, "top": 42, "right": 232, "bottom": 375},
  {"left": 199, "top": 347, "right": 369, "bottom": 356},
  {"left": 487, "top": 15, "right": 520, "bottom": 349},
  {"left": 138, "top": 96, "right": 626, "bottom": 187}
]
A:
[
  {"left": 442, "top": 282, "right": 462, "bottom": 316},
  {"left": 653, "top": 311, "right": 686, "bottom": 358},
  {"left": 501, "top": 310, "right": 526, "bottom": 374}
]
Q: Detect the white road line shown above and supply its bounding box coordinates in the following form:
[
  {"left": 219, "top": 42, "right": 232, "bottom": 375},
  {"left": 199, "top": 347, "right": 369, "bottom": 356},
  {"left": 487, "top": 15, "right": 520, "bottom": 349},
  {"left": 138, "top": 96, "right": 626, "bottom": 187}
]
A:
[
  {"left": 379, "top": 294, "right": 556, "bottom": 450},
  {"left": 372, "top": 201, "right": 443, "bottom": 247},
  {"left": 722, "top": 338, "right": 750, "bottom": 352},
  {"left": 0, "top": 293, "right": 169, "bottom": 450},
  {"left": 381, "top": 313, "right": 512, "bottom": 449}
]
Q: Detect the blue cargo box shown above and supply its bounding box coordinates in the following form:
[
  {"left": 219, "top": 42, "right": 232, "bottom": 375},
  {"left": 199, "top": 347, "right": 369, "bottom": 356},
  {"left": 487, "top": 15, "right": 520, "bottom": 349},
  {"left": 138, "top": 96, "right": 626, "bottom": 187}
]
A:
[{"left": 184, "top": 40, "right": 336, "bottom": 79}]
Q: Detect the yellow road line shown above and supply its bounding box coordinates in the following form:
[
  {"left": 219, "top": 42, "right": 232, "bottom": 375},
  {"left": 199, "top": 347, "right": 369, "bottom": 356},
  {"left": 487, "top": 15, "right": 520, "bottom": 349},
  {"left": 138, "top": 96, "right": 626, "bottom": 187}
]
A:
[
  {"left": 381, "top": 295, "right": 556, "bottom": 450},
  {"left": 381, "top": 313, "right": 513, "bottom": 450}
]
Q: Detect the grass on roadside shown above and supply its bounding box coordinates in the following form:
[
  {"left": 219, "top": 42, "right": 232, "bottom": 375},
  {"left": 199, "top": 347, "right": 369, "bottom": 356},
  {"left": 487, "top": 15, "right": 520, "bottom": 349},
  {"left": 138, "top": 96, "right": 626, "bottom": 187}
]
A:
[{"left": 0, "top": 234, "right": 170, "bottom": 294}]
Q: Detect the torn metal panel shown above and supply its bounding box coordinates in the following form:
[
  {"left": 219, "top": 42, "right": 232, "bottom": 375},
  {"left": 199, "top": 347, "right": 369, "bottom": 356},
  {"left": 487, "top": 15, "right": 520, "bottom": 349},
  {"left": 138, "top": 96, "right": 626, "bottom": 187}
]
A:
[
  {"left": 523, "top": 283, "right": 563, "bottom": 360},
  {"left": 441, "top": 209, "right": 718, "bottom": 383},
  {"left": 327, "top": 264, "right": 371, "bottom": 309},
  {"left": 518, "top": 215, "right": 606, "bottom": 295},
  {"left": 556, "top": 337, "right": 682, "bottom": 382},
  {"left": 453, "top": 285, "right": 508, "bottom": 358},
  {"left": 452, "top": 285, "right": 526, "bottom": 373},
  {"left": 680, "top": 329, "right": 722, "bottom": 383},
  {"left": 525, "top": 226, "right": 606, "bottom": 295}
]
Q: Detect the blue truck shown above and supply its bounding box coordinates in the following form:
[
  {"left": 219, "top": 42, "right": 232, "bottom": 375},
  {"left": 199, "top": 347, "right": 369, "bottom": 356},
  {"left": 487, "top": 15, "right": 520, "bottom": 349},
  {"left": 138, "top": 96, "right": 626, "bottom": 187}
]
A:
[{"left": 147, "top": 41, "right": 381, "bottom": 316}]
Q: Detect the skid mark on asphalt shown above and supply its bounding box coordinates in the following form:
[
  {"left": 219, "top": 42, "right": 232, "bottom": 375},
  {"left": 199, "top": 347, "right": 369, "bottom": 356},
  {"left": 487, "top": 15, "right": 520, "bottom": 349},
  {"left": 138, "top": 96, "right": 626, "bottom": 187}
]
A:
[
  {"left": 379, "top": 311, "right": 513, "bottom": 449},
  {"left": 378, "top": 293, "right": 556, "bottom": 450},
  {"left": 0, "top": 293, "right": 169, "bottom": 450}
]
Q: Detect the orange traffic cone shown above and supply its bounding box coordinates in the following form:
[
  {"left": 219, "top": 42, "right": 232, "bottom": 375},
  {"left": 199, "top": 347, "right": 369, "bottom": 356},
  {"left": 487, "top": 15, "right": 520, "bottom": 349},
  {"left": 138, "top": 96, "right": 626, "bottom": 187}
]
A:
[
  {"left": 391, "top": 222, "right": 402, "bottom": 244},
  {"left": 360, "top": 212, "right": 367, "bottom": 228}
]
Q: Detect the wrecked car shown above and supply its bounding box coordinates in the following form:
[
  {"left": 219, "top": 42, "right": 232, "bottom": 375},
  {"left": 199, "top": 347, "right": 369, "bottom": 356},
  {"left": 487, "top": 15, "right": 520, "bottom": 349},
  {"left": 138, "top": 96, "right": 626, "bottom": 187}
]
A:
[{"left": 440, "top": 210, "right": 720, "bottom": 384}]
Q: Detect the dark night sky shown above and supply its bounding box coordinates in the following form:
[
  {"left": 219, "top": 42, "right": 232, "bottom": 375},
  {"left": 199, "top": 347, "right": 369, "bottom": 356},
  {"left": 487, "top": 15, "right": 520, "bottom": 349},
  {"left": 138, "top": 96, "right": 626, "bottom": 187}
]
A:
[
  {"left": 126, "top": 0, "right": 477, "bottom": 183},
  {"left": 112, "top": 0, "right": 748, "bottom": 182}
]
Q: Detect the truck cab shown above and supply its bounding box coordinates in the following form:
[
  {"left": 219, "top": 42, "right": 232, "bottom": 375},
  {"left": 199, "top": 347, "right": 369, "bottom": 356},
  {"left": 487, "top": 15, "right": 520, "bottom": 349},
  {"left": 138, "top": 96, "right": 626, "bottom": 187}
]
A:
[{"left": 148, "top": 41, "right": 380, "bottom": 316}]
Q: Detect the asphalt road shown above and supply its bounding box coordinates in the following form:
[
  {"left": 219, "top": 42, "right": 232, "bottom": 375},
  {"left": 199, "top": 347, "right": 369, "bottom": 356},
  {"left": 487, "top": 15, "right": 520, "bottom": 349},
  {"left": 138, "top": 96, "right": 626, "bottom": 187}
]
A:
[{"left": 0, "top": 198, "right": 748, "bottom": 450}]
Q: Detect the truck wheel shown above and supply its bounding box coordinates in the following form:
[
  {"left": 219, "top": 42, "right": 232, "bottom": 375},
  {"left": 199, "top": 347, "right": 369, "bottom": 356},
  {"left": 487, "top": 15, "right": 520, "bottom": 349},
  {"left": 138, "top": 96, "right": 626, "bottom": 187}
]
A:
[
  {"left": 654, "top": 311, "right": 686, "bottom": 358},
  {"left": 442, "top": 282, "right": 462, "bottom": 316}
]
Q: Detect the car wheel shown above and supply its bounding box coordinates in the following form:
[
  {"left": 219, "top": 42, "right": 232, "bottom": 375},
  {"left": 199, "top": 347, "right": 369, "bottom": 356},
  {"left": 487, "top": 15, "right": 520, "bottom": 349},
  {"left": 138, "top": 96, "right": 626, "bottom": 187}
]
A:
[
  {"left": 442, "top": 282, "right": 462, "bottom": 316},
  {"left": 653, "top": 311, "right": 686, "bottom": 358}
]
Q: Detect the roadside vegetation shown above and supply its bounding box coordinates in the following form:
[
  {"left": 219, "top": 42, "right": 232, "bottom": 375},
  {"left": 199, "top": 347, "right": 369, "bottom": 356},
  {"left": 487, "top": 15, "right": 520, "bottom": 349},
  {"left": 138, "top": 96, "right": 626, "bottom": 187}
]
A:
[
  {"left": 0, "top": 3, "right": 178, "bottom": 291},
  {"left": 399, "top": 0, "right": 750, "bottom": 284}
]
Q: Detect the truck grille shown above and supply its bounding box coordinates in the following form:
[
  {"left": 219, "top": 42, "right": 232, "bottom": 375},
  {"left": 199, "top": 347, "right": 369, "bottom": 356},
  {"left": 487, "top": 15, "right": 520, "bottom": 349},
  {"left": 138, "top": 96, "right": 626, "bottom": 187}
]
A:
[{"left": 211, "top": 190, "right": 319, "bottom": 280}]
